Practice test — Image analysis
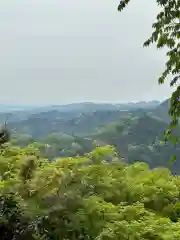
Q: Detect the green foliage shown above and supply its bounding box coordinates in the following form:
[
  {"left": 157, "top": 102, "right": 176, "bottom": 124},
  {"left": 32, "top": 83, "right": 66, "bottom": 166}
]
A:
[
  {"left": 118, "top": 0, "right": 180, "bottom": 139},
  {"left": 1, "top": 144, "right": 180, "bottom": 239}
]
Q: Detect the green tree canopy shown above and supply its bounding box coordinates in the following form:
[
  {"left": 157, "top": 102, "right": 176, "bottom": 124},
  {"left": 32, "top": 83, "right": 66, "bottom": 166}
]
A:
[{"left": 1, "top": 145, "right": 180, "bottom": 239}]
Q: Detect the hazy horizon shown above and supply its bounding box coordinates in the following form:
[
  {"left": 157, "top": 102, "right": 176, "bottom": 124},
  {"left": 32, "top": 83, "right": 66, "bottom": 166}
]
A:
[
  {"left": 0, "top": 99, "right": 165, "bottom": 107},
  {"left": 0, "top": 0, "right": 174, "bottom": 105}
]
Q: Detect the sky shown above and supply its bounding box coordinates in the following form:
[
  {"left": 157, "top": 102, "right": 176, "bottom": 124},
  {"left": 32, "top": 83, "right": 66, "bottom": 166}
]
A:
[{"left": 0, "top": 0, "right": 174, "bottom": 105}]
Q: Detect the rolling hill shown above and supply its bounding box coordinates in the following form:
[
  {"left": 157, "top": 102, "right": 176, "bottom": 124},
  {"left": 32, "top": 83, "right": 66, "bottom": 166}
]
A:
[{"left": 2, "top": 99, "right": 180, "bottom": 173}]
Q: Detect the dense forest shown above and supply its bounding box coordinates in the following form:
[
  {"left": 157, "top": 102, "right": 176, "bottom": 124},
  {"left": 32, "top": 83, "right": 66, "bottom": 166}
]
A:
[
  {"left": 4, "top": 99, "right": 180, "bottom": 174},
  {"left": 1, "top": 143, "right": 180, "bottom": 239}
]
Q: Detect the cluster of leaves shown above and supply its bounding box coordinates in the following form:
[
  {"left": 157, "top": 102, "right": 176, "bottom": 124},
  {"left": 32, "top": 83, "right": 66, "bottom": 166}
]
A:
[
  {"left": 1, "top": 144, "right": 180, "bottom": 239},
  {"left": 118, "top": 0, "right": 180, "bottom": 143}
]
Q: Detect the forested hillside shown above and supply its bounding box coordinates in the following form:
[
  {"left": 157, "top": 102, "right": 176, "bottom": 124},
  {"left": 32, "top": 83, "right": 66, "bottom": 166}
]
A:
[{"left": 3, "top": 99, "right": 179, "bottom": 174}]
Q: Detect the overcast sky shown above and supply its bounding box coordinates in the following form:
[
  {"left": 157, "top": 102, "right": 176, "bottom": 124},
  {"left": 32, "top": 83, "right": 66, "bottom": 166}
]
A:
[{"left": 0, "top": 0, "right": 173, "bottom": 105}]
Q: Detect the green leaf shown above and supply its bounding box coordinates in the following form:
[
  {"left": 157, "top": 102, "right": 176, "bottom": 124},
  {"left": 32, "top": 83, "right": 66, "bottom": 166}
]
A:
[{"left": 168, "top": 155, "right": 176, "bottom": 166}]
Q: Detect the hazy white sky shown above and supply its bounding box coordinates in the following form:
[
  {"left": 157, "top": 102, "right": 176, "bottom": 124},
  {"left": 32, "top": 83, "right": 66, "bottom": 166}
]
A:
[{"left": 0, "top": 0, "right": 173, "bottom": 104}]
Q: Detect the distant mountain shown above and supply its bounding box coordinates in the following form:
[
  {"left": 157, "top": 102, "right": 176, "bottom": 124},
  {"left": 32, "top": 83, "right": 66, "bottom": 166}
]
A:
[
  {"left": 0, "top": 100, "right": 161, "bottom": 114},
  {"left": 116, "top": 100, "right": 161, "bottom": 109},
  {"left": 0, "top": 101, "right": 161, "bottom": 124},
  {"left": 48, "top": 102, "right": 119, "bottom": 112},
  {"left": 148, "top": 98, "right": 171, "bottom": 123},
  {"left": 90, "top": 115, "right": 168, "bottom": 148},
  {"left": 8, "top": 98, "right": 180, "bottom": 174},
  {"left": 43, "top": 101, "right": 161, "bottom": 112},
  {"left": 8, "top": 109, "right": 128, "bottom": 138},
  {"left": 2, "top": 100, "right": 163, "bottom": 138}
]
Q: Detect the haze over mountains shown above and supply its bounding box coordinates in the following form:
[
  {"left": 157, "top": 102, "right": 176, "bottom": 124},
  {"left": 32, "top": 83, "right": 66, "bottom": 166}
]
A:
[
  {"left": 1, "top": 98, "right": 179, "bottom": 174},
  {"left": 6, "top": 100, "right": 164, "bottom": 136},
  {"left": 0, "top": 100, "right": 161, "bottom": 113}
]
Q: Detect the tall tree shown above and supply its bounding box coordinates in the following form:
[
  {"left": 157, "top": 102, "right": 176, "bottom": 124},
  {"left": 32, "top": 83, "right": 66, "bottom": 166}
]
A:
[{"left": 118, "top": 0, "right": 180, "bottom": 142}]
